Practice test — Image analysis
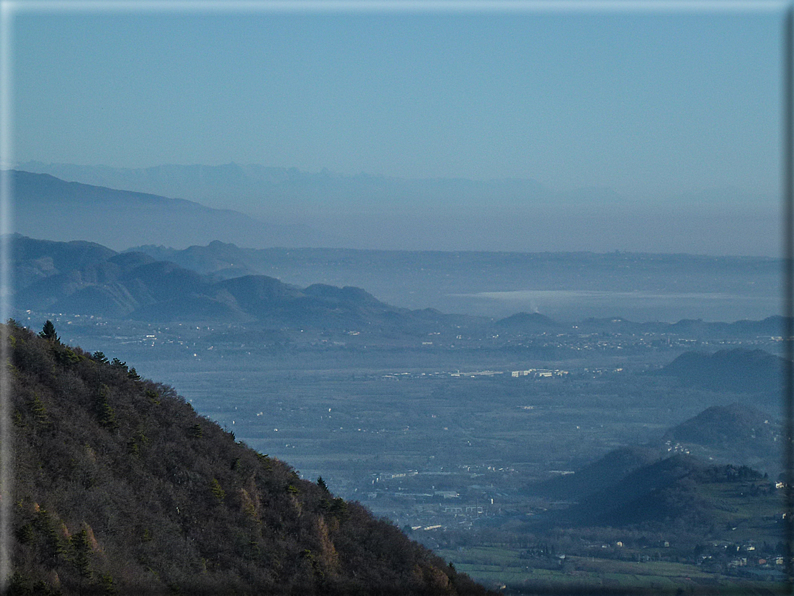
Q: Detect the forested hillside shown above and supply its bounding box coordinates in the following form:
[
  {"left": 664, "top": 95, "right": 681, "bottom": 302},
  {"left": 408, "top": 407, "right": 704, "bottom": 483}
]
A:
[{"left": 6, "top": 321, "right": 488, "bottom": 595}]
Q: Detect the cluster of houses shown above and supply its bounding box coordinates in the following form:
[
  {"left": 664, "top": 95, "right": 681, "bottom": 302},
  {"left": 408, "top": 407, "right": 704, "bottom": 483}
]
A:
[{"left": 511, "top": 368, "right": 569, "bottom": 378}]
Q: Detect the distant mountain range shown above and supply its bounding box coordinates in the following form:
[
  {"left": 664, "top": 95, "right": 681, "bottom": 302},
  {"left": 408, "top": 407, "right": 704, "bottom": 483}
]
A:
[
  {"left": 11, "top": 165, "right": 628, "bottom": 253},
  {"left": 11, "top": 170, "right": 337, "bottom": 250},
  {"left": 12, "top": 235, "right": 476, "bottom": 330},
  {"left": 15, "top": 162, "right": 780, "bottom": 254},
  {"left": 11, "top": 236, "right": 789, "bottom": 339},
  {"left": 125, "top": 239, "right": 780, "bottom": 322},
  {"left": 14, "top": 161, "right": 591, "bottom": 214}
]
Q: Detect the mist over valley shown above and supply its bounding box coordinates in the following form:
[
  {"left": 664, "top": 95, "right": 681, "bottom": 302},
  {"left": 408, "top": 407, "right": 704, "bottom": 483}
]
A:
[
  {"left": 9, "top": 230, "right": 789, "bottom": 593},
  {"left": 10, "top": 6, "right": 790, "bottom": 593}
]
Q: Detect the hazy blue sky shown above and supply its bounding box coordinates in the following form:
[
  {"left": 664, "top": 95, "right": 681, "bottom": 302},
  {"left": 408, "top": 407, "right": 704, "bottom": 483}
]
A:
[{"left": 12, "top": 5, "right": 783, "bottom": 200}]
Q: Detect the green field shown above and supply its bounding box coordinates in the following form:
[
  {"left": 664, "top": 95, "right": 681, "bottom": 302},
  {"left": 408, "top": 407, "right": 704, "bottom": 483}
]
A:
[{"left": 436, "top": 545, "right": 787, "bottom": 595}]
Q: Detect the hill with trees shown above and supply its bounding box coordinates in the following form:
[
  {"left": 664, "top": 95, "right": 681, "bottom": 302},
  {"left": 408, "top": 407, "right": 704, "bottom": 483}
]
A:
[
  {"left": 6, "top": 320, "right": 489, "bottom": 595},
  {"left": 656, "top": 348, "right": 785, "bottom": 395},
  {"left": 522, "top": 406, "right": 782, "bottom": 540},
  {"left": 662, "top": 402, "right": 781, "bottom": 474},
  {"left": 525, "top": 445, "right": 662, "bottom": 502}
]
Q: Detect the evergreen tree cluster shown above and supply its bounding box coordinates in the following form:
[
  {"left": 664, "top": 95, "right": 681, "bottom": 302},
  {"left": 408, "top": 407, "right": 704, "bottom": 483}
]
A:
[{"left": 7, "top": 320, "right": 489, "bottom": 596}]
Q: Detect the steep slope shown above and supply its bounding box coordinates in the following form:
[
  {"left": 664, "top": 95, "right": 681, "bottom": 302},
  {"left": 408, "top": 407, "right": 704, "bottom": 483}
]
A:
[{"left": 7, "top": 321, "right": 488, "bottom": 595}]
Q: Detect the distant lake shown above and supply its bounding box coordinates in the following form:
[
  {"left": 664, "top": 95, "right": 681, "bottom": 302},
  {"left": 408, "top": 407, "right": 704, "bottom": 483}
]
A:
[{"left": 448, "top": 289, "right": 780, "bottom": 323}]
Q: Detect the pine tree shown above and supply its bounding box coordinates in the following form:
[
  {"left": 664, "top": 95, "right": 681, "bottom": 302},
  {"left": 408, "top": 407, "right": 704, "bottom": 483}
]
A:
[
  {"left": 39, "top": 320, "right": 58, "bottom": 342},
  {"left": 317, "top": 477, "right": 329, "bottom": 493},
  {"left": 95, "top": 385, "right": 118, "bottom": 430},
  {"left": 209, "top": 478, "right": 226, "bottom": 503},
  {"left": 70, "top": 529, "right": 92, "bottom": 579}
]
